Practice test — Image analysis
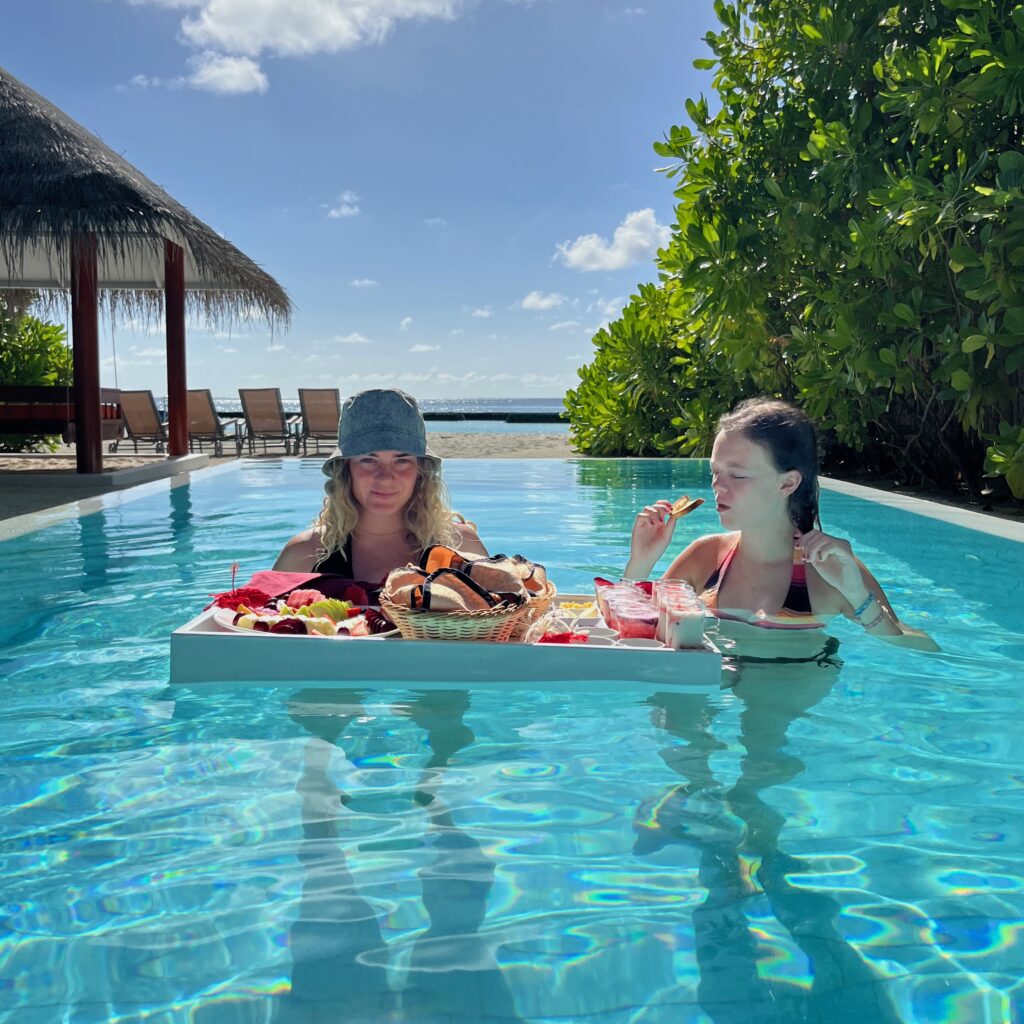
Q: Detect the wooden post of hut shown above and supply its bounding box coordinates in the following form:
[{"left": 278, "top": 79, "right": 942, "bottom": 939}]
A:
[
  {"left": 70, "top": 234, "right": 102, "bottom": 474},
  {"left": 165, "top": 240, "right": 188, "bottom": 457}
]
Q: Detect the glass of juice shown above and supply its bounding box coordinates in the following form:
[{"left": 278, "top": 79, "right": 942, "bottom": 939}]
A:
[{"left": 613, "top": 600, "right": 659, "bottom": 640}]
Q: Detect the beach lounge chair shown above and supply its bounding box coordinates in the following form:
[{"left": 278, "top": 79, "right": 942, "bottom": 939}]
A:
[
  {"left": 187, "top": 389, "right": 238, "bottom": 457},
  {"left": 112, "top": 390, "right": 167, "bottom": 453},
  {"left": 239, "top": 388, "right": 299, "bottom": 455},
  {"left": 297, "top": 388, "right": 341, "bottom": 456}
]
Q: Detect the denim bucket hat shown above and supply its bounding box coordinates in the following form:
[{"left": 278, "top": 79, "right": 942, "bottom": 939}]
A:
[{"left": 322, "top": 387, "right": 439, "bottom": 476}]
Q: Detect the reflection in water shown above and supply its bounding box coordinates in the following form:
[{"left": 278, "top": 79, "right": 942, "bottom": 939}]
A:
[
  {"left": 274, "top": 690, "right": 523, "bottom": 1024},
  {"left": 639, "top": 651, "right": 902, "bottom": 1022},
  {"left": 168, "top": 480, "right": 196, "bottom": 583},
  {"left": 402, "top": 795, "right": 524, "bottom": 1023},
  {"left": 78, "top": 507, "right": 113, "bottom": 590}
]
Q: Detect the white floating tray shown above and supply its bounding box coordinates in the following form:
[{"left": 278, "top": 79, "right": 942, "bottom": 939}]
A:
[{"left": 170, "top": 606, "right": 723, "bottom": 689}]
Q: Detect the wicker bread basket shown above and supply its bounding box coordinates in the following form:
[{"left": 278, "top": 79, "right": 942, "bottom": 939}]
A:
[
  {"left": 380, "top": 595, "right": 533, "bottom": 643},
  {"left": 507, "top": 581, "right": 558, "bottom": 642}
]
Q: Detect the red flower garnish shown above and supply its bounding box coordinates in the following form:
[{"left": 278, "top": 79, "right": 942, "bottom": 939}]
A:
[{"left": 209, "top": 586, "right": 272, "bottom": 611}]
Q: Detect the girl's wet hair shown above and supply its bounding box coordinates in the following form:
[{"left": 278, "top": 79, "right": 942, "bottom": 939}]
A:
[{"left": 718, "top": 398, "right": 821, "bottom": 532}]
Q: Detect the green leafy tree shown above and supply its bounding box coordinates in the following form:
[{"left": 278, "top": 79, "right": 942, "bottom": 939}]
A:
[
  {"left": 0, "top": 297, "right": 73, "bottom": 453},
  {"left": 567, "top": 0, "right": 1024, "bottom": 496}
]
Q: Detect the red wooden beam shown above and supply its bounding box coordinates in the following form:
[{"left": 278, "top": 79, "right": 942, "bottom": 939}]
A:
[
  {"left": 164, "top": 240, "right": 188, "bottom": 457},
  {"left": 71, "top": 234, "right": 102, "bottom": 474}
]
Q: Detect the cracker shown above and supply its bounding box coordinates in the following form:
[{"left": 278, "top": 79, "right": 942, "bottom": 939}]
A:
[{"left": 668, "top": 495, "right": 704, "bottom": 521}]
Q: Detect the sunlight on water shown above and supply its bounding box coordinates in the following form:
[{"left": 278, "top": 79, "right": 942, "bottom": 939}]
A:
[{"left": 0, "top": 459, "right": 1022, "bottom": 1022}]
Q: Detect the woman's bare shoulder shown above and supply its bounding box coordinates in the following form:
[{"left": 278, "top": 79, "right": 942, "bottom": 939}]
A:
[
  {"left": 664, "top": 531, "right": 734, "bottom": 585},
  {"left": 455, "top": 521, "right": 489, "bottom": 557},
  {"left": 273, "top": 529, "right": 322, "bottom": 571}
]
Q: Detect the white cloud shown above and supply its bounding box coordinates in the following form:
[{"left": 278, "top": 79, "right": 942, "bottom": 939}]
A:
[
  {"left": 520, "top": 290, "right": 565, "bottom": 311},
  {"left": 449, "top": 328, "right": 463, "bottom": 336},
  {"left": 171, "top": 0, "right": 475, "bottom": 58},
  {"left": 424, "top": 217, "right": 447, "bottom": 227},
  {"left": 122, "top": 1, "right": 542, "bottom": 92},
  {"left": 470, "top": 306, "right": 493, "bottom": 319},
  {"left": 129, "top": 74, "right": 151, "bottom": 87},
  {"left": 409, "top": 343, "right": 440, "bottom": 352},
  {"left": 327, "top": 190, "right": 361, "bottom": 218},
  {"left": 589, "top": 296, "right": 625, "bottom": 320},
  {"left": 286, "top": 367, "right": 572, "bottom": 389},
  {"left": 350, "top": 277, "right": 378, "bottom": 287},
  {"left": 399, "top": 316, "right": 413, "bottom": 331},
  {"left": 334, "top": 332, "right": 371, "bottom": 344},
  {"left": 517, "top": 373, "right": 565, "bottom": 388},
  {"left": 125, "top": 72, "right": 181, "bottom": 90},
  {"left": 549, "top": 320, "right": 582, "bottom": 331},
  {"left": 186, "top": 51, "right": 268, "bottom": 94},
  {"left": 556, "top": 208, "right": 671, "bottom": 271}
]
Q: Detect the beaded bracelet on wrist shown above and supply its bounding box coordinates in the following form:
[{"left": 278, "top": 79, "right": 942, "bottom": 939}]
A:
[{"left": 862, "top": 607, "right": 887, "bottom": 630}]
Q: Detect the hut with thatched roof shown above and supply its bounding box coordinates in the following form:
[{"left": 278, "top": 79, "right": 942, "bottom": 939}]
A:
[{"left": 0, "top": 64, "right": 292, "bottom": 472}]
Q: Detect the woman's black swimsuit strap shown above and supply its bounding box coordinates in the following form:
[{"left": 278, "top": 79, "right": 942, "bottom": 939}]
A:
[{"left": 313, "top": 536, "right": 354, "bottom": 576}]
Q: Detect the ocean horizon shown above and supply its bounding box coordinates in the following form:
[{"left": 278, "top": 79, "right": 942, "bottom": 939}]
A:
[{"left": 155, "top": 395, "right": 568, "bottom": 416}]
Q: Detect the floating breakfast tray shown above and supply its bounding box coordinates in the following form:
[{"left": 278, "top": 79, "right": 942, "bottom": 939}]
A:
[{"left": 169, "top": 595, "right": 723, "bottom": 689}]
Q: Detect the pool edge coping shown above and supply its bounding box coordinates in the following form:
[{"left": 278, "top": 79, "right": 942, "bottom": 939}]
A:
[
  {"left": 1, "top": 458, "right": 1021, "bottom": 545},
  {"left": 0, "top": 459, "right": 244, "bottom": 542},
  {"left": 820, "top": 475, "right": 1024, "bottom": 543}
]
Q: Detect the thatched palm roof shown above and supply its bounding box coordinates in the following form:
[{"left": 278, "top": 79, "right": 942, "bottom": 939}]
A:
[{"left": 0, "top": 65, "right": 291, "bottom": 330}]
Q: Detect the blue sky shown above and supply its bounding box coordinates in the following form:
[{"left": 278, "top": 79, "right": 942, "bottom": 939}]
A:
[{"left": 6, "top": 0, "right": 719, "bottom": 400}]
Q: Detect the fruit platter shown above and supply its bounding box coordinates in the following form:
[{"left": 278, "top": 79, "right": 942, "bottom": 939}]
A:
[
  {"left": 170, "top": 567, "right": 723, "bottom": 689},
  {"left": 212, "top": 587, "right": 396, "bottom": 639}
]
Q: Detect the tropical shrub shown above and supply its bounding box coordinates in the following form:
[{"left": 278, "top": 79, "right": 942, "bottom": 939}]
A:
[
  {"left": 0, "top": 297, "right": 73, "bottom": 453},
  {"left": 567, "top": 0, "right": 1024, "bottom": 495}
]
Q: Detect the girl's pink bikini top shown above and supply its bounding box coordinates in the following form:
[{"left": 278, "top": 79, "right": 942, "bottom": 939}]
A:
[{"left": 699, "top": 537, "right": 826, "bottom": 631}]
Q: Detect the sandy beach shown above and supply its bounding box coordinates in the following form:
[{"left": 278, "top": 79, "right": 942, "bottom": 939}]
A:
[
  {"left": 0, "top": 431, "right": 579, "bottom": 521},
  {"left": 423, "top": 431, "right": 575, "bottom": 460}
]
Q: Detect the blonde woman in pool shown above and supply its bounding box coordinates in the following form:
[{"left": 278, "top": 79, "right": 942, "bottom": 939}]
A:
[{"left": 275, "top": 388, "right": 487, "bottom": 585}]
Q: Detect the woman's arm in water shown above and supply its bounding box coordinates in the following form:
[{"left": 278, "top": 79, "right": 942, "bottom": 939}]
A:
[{"left": 798, "top": 530, "right": 940, "bottom": 651}]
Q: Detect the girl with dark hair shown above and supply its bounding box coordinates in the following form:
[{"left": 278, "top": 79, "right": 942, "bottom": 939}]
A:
[{"left": 625, "top": 398, "right": 937, "bottom": 650}]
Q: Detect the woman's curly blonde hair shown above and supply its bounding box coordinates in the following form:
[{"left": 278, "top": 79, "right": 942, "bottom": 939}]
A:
[{"left": 314, "top": 457, "right": 462, "bottom": 560}]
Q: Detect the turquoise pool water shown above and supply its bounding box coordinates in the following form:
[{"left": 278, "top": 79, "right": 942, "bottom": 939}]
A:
[{"left": 1, "top": 459, "right": 1022, "bottom": 1023}]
